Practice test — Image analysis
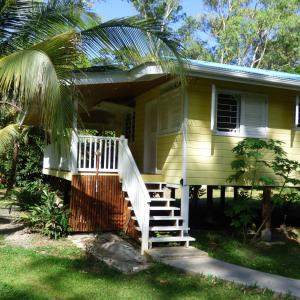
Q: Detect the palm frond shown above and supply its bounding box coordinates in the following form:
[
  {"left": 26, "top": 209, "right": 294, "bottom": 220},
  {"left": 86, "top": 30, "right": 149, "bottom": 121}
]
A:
[
  {"left": 0, "top": 31, "right": 78, "bottom": 148},
  {"left": 80, "top": 17, "right": 187, "bottom": 81},
  {"left": 0, "top": 0, "right": 34, "bottom": 42},
  {"left": 0, "top": 123, "right": 19, "bottom": 153},
  {"left": 2, "top": 0, "right": 100, "bottom": 55}
]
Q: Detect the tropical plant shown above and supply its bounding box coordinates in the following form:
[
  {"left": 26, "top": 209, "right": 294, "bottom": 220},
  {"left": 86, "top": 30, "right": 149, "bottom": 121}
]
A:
[
  {"left": 225, "top": 191, "right": 258, "bottom": 241},
  {"left": 227, "top": 138, "right": 300, "bottom": 241},
  {"left": 12, "top": 179, "right": 49, "bottom": 211},
  {"left": 19, "top": 189, "right": 70, "bottom": 239}
]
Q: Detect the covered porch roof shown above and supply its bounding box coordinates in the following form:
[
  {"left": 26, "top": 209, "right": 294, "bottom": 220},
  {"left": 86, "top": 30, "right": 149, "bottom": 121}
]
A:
[{"left": 78, "top": 75, "right": 170, "bottom": 130}]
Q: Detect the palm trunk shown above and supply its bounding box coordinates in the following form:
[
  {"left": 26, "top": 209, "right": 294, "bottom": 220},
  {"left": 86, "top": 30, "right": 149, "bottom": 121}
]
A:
[{"left": 6, "top": 139, "right": 19, "bottom": 194}]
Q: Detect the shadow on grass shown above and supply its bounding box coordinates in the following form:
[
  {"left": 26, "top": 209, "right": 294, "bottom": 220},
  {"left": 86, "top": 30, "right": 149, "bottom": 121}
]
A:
[{"left": 0, "top": 246, "right": 278, "bottom": 300}]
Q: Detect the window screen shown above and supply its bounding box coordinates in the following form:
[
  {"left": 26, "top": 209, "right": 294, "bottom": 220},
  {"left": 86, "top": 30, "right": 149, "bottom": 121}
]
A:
[{"left": 216, "top": 93, "right": 240, "bottom": 132}]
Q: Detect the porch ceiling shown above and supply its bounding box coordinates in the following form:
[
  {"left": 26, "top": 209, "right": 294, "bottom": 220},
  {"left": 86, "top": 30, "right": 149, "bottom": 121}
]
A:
[{"left": 78, "top": 76, "right": 170, "bottom": 110}]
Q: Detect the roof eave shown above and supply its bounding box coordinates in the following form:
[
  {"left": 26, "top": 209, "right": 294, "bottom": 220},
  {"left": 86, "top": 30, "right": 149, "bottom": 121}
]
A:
[{"left": 187, "top": 64, "right": 300, "bottom": 91}]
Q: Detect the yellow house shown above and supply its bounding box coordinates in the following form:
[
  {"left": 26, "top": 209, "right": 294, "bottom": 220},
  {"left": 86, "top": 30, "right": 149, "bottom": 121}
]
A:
[{"left": 43, "top": 60, "right": 300, "bottom": 253}]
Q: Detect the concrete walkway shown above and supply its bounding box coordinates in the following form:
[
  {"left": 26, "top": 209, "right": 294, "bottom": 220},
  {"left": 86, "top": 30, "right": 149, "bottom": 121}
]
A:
[{"left": 147, "top": 247, "right": 300, "bottom": 298}]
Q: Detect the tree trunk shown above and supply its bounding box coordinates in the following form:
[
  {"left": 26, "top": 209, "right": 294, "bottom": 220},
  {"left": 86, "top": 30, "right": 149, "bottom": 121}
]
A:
[
  {"left": 261, "top": 186, "right": 272, "bottom": 241},
  {"left": 6, "top": 139, "right": 19, "bottom": 195}
]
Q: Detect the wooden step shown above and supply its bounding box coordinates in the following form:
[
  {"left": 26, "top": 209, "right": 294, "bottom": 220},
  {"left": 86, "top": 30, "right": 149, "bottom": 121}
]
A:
[
  {"left": 150, "top": 216, "right": 183, "bottom": 221},
  {"left": 150, "top": 198, "right": 175, "bottom": 201},
  {"left": 149, "top": 226, "right": 189, "bottom": 231},
  {"left": 135, "top": 226, "right": 189, "bottom": 232},
  {"left": 150, "top": 207, "right": 180, "bottom": 211},
  {"left": 148, "top": 236, "right": 195, "bottom": 243},
  {"left": 147, "top": 189, "right": 164, "bottom": 193}
]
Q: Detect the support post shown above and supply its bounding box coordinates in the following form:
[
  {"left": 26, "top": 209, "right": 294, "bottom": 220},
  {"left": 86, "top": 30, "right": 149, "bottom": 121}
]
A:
[
  {"left": 234, "top": 186, "right": 239, "bottom": 201},
  {"left": 207, "top": 186, "right": 213, "bottom": 209},
  {"left": 261, "top": 186, "right": 272, "bottom": 241},
  {"left": 71, "top": 98, "right": 78, "bottom": 173},
  {"left": 181, "top": 184, "right": 189, "bottom": 230},
  {"left": 181, "top": 88, "right": 189, "bottom": 233},
  {"left": 220, "top": 186, "right": 226, "bottom": 211}
]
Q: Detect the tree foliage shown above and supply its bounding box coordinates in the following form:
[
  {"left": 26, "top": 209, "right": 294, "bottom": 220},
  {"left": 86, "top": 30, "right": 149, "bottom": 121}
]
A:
[{"left": 178, "top": 0, "right": 300, "bottom": 71}]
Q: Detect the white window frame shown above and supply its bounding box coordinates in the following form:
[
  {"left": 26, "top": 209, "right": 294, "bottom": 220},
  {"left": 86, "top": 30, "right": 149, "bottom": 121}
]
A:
[
  {"left": 295, "top": 96, "right": 300, "bottom": 129},
  {"left": 212, "top": 87, "right": 268, "bottom": 138},
  {"left": 158, "top": 88, "right": 183, "bottom": 135}
]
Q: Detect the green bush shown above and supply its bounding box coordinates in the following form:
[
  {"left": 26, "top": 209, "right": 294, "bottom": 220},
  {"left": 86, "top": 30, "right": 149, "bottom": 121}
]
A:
[
  {"left": 13, "top": 180, "right": 49, "bottom": 211},
  {"left": 225, "top": 191, "right": 258, "bottom": 240},
  {"left": 19, "top": 190, "right": 70, "bottom": 239}
]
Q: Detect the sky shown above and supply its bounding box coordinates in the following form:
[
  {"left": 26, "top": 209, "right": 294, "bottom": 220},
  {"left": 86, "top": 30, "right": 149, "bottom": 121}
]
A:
[{"left": 94, "top": 0, "right": 203, "bottom": 21}]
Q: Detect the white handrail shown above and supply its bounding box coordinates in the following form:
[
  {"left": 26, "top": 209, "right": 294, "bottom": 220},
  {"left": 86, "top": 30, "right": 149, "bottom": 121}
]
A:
[
  {"left": 77, "top": 136, "right": 120, "bottom": 172},
  {"left": 118, "top": 136, "right": 150, "bottom": 254}
]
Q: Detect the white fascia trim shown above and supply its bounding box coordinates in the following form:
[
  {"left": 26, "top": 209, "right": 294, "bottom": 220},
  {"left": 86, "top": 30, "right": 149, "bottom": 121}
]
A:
[
  {"left": 74, "top": 64, "right": 164, "bottom": 86},
  {"left": 187, "top": 65, "right": 300, "bottom": 91}
]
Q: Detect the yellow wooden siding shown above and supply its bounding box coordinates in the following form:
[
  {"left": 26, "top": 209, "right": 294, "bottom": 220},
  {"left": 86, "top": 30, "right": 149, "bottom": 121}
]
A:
[
  {"left": 132, "top": 85, "right": 183, "bottom": 184},
  {"left": 186, "top": 78, "right": 299, "bottom": 186}
]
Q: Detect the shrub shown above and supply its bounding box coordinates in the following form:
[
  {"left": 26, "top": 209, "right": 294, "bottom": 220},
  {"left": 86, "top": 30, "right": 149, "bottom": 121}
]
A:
[
  {"left": 19, "top": 190, "right": 70, "bottom": 239},
  {"left": 13, "top": 180, "right": 49, "bottom": 211},
  {"left": 225, "top": 191, "right": 258, "bottom": 241}
]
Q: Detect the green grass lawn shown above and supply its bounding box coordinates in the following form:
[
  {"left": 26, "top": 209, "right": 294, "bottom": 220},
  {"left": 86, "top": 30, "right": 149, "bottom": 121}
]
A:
[
  {"left": 192, "top": 229, "right": 300, "bottom": 280},
  {"left": 0, "top": 238, "right": 289, "bottom": 300}
]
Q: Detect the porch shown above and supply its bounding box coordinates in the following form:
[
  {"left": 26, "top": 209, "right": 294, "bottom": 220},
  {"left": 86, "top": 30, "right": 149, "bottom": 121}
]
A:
[{"left": 43, "top": 135, "right": 194, "bottom": 253}]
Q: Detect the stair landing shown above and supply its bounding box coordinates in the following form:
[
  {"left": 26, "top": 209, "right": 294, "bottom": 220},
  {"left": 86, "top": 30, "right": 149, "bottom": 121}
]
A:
[{"left": 146, "top": 246, "right": 208, "bottom": 262}]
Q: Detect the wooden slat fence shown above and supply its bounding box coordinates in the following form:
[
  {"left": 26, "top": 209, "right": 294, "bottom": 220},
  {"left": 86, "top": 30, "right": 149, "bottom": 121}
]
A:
[{"left": 69, "top": 175, "right": 139, "bottom": 239}]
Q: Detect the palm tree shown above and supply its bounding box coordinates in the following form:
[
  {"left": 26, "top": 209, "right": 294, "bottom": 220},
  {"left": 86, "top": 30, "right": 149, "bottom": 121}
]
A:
[{"left": 0, "top": 0, "right": 185, "bottom": 189}]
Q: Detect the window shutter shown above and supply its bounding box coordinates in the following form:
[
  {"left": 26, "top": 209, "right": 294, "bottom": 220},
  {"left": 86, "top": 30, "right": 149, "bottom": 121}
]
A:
[
  {"left": 240, "top": 94, "right": 267, "bottom": 137},
  {"left": 158, "top": 88, "right": 182, "bottom": 134}
]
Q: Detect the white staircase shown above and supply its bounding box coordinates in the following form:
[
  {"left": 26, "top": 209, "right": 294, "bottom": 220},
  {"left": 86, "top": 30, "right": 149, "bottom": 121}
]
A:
[
  {"left": 126, "top": 182, "right": 195, "bottom": 249},
  {"left": 118, "top": 136, "right": 194, "bottom": 253}
]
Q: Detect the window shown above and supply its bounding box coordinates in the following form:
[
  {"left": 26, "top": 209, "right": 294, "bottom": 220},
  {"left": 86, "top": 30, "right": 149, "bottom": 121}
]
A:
[
  {"left": 213, "top": 86, "right": 267, "bottom": 137},
  {"left": 216, "top": 93, "right": 240, "bottom": 133},
  {"left": 158, "top": 89, "right": 182, "bottom": 135}
]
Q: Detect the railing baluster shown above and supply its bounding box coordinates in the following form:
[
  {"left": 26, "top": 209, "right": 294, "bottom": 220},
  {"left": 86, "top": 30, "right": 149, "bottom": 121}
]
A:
[
  {"left": 89, "top": 137, "right": 92, "bottom": 169},
  {"left": 93, "top": 137, "right": 97, "bottom": 169},
  {"left": 83, "top": 138, "right": 87, "bottom": 169},
  {"left": 108, "top": 139, "right": 111, "bottom": 170},
  {"left": 78, "top": 138, "right": 82, "bottom": 169},
  {"left": 104, "top": 139, "right": 107, "bottom": 170},
  {"left": 113, "top": 139, "right": 116, "bottom": 170},
  {"left": 99, "top": 138, "right": 102, "bottom": 170}
]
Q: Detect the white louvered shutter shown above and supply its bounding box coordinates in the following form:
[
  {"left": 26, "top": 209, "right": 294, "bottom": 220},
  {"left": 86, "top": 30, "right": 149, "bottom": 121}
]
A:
[{"left": 240, "top": 94, "right": 267, "bottom": 137}]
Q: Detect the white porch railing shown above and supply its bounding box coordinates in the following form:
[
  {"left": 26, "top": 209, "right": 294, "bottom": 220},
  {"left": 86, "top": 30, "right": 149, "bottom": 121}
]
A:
[
  {"left": 118, "top": 136, "right": 150, "bottom": 254},
  {"left": 77, "top": 136, "right": 120, "bottom": 172}
]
